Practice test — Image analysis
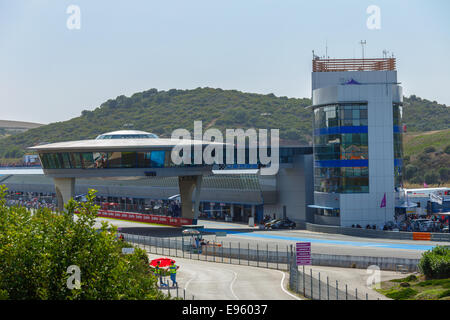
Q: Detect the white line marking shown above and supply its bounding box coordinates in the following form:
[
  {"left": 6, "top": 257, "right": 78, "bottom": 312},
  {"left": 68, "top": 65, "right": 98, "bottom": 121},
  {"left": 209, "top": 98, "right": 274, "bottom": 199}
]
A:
[
  {"left": 277, "top": 270, "right": 302, "bottom": 300},
  {"left": 184, "top": 273, "right": 196, "bottom": 291},
  {"left": 228, "top": 270, "right": 239, "bottom": 300}
]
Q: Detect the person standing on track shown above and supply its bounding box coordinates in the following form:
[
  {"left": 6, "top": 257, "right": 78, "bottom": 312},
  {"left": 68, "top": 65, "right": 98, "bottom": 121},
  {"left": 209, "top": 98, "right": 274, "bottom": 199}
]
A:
[
  {"left": 169, "top": 261, "right": 179, "bottom": 287},
  {"left": 155, "top": 261, "right": 166, "bottom": 287}
]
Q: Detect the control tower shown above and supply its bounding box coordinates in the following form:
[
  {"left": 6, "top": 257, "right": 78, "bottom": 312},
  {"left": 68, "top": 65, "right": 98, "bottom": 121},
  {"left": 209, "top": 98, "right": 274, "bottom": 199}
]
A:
[{"left": 308, "top": 57, "right": 404, "bottom": 227}]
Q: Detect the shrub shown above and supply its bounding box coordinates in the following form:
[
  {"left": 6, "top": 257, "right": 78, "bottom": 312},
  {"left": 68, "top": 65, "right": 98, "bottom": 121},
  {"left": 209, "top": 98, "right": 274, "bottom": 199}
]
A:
[
  {"left": 424, "top": 146, "right": 436, "bottom": 153},
  {"left": 444, "top": 145, "right": 450, "bottom": 155},
  {"left": 391, "top": 274, "right": 417, "bottom": 283},
  {"left": 438, "top": 289, "right": 450, "bottom": 299},
  {"left": 418, "top": 246, "right": 450, "bottom": 279},
  {"left": 424, "top": 171, "right": 440, "bottom": 185},
  {"left": 0, "top": 186, "right": 165, "bottom": 300}
]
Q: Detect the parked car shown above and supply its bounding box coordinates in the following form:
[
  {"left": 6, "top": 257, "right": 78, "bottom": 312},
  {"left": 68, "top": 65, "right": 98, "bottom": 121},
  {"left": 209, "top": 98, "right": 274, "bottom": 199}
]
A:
[
  {"left": 267, "top": 219, "right": 296, "bottom": 230},
  {"left": 264, "top": 219, "right": 281, "bottom": 229}
]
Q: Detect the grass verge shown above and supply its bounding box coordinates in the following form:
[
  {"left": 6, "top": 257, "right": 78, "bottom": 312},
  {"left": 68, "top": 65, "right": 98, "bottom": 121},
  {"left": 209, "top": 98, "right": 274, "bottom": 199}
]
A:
[{"left": 376, "top": 274, "right": 450, "bottom": 300}]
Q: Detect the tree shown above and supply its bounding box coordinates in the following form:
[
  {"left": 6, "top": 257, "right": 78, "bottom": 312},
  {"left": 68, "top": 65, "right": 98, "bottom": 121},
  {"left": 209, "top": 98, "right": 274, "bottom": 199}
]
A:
[
  {"left": 0, "top": 186, "right": 166, "bottom": 300},
  {"left": 444, "top": 145, "right": 450, "bottom": 155},
  {"left": 438, "top": 167, "right": 450, "bottom": 183},
  {"left": 424, "top": 146, "right": 436, "bottom": 153},
  {"left": 404, "top": 164, "right": 418, "bottom": 181},
  {"left": 424, "top": 171, "right": 439, "bottom": 185}
]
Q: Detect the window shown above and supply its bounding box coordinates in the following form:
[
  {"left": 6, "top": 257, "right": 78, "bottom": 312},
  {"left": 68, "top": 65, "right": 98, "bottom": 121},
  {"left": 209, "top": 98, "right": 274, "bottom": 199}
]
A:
[
  {"left": 393, "top": 103, "right": 404, "bottom": 187},
  {"left": 150, "top": 151, "right": 165, "bottom": 168},
  {"left": 313, "top": 103, "right": 369, "bottom": 193},
  {"left": 81, "top": 153, "right": 95, "bottom": 168}
]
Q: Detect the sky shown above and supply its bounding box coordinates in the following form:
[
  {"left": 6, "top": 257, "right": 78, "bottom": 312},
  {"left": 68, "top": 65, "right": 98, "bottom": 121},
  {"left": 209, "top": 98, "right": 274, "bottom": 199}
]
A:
[{"left": 1, "top": 0, "right": 449, "bottom": 124}]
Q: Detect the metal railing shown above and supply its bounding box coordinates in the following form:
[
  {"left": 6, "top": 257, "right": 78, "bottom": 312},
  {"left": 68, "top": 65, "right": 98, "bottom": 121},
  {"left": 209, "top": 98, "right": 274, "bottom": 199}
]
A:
[
  {"left": 288, "top": 245, "right": 381, "bottom": 300},
  {"left": 120, "top": 232, "right": 292, "bottom": 300},
  {"left": 313, "top": 58, "right": 396, "bottom": 72},
  {"left": 120, "top": 232, "right": 291, "bottom": 271},
  {"left": 120, "top": 232, "right": 381, "bottom": 300}
]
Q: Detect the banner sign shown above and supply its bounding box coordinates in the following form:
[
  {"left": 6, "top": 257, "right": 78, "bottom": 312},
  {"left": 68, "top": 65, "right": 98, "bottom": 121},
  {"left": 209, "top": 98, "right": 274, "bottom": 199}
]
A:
[
  {"left": 296, "top": 242, "right": 311, "bottom": 266},
  {"left": 97, "top": 210, "right": 192, "bottom": 227}
]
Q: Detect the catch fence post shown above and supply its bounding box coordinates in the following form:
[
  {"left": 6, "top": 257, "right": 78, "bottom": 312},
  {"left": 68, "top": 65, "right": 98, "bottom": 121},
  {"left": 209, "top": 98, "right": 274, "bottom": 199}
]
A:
[
  {"left": 222, "top": 241, "right": 224, "bottom": 263},
  {"left": 238, "top": 242, "right": 241, "bottom": 265},
  {"left": 310, "top": 268, "right": 313, "bottom": 299},
  {"left": 346, "top": 284, "right": 348, "bottom": 300},
  {"left": 248, "top": 243, "right": 250, "bottom": 266},
  {"left": 336, "top": 280, "right": 338, "bottom": 300},
  {"left": 303, "top": 265, "right": 306, "bottom": 297},
  {"left": 327, "top": 276, "right": 329, "bottom": 300},
  {"left": 276, "top": 244, "right": 279, "bottom": 270},
  {"left": 229, "top": 242, "right": 232, "bottom": 264},
  {"left": 257, "top": 243, "right": 259, "bottom": 267},
  {"left": 319, "top": 272, "right": 321, "bottom": 300},
  {"left": 266, "top": 243, "right": 269, "bottom": 268},
  {"left": 355, "top": 288, "right": 358, "bottom": 300}
]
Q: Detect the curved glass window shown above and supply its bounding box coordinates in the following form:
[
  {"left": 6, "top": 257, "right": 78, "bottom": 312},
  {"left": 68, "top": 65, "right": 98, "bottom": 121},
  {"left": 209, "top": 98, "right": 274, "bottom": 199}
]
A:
[
  {"left": 393, "top": 103, "right": 404, "bottom": 188},
  {"left": 96, "top": 134, "right": 158, "bottom": 140},
  {"left": 39, "top": 150, "right": 200, "bottom": 169},
  {"left": 313, "top": 103, "right": 369, "bottom": 193}
]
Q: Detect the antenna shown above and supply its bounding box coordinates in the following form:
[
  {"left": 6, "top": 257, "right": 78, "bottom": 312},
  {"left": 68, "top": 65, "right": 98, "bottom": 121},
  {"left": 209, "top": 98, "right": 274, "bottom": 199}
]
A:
[
  {"left": 359, "top": 40, "right": 367, "bottom": 60},
  {"left": 325, "top": 40, "right": 328, "bottom": 59},
  {"left": 383, "top": 50, "right": 389, "bottom": 59}
]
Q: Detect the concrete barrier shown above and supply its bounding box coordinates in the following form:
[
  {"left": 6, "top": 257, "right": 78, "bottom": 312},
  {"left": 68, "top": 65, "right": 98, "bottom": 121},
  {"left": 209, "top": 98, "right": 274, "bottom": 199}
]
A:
[
  {"left": 311, "top": 253, "right": 419, "bottom": 272},
  {"left": 305, "top": 223, "right": 450, "bottom": 242}
]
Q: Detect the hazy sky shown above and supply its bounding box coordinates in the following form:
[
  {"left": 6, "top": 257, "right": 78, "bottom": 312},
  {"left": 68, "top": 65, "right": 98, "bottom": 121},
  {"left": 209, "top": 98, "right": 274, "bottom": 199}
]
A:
[{"left": 1, "top": 0, "right": 449, "bottom": 124}]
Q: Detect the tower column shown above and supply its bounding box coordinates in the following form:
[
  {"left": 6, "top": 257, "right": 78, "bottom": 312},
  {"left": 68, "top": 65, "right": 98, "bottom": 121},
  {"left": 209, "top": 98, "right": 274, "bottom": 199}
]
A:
[
  {"left": 54, "top": 177, "right": 75, "bottom": 211},
  {"left": 178, "top": 175, "right": 203, "bottom": 223}
]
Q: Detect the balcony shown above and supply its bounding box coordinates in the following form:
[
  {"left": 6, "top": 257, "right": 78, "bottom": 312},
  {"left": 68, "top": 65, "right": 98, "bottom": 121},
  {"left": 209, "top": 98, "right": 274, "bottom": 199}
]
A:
[{"left": 313, "top": 58, "right": 396, "bottom": 72}]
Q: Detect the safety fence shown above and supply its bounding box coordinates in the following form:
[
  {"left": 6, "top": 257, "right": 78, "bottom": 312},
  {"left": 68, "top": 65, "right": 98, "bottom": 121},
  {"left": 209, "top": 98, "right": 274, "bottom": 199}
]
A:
[
  {"left": 120, "top": 232, "right": 383, "bottom": 300},
  {"left": 288, "top": 262, "right": 379, "bottom": 300}
]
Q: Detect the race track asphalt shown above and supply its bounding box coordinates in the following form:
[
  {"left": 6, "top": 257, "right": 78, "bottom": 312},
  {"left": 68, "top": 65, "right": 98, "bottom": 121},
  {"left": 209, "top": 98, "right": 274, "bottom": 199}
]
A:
[{"left": 95, "top": 217, "right": 447, "bottom": 259}]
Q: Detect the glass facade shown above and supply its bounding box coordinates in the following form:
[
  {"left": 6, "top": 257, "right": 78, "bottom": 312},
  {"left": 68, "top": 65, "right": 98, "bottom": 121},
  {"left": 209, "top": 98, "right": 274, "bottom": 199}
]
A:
[
  {"left": 39, "top": 151, "right": 193, "bottom": 169},
  {"left": 393, "top": 103, "right": 404, "bottom": 188},
  {"left": 313, "top": 103, "right": 369, "bottom": 193},
  {"left": 39, "top": 146, "right": 310, "bottom": 170},
  {"left": 95, "top": 133, "right": 158, "bottom": 139}
]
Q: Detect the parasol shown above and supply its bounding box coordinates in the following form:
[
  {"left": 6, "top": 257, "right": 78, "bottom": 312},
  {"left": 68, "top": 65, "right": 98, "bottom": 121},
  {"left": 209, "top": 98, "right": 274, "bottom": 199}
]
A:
[{"left": 149, "top": 257, "right": 176, "bottom": 268}]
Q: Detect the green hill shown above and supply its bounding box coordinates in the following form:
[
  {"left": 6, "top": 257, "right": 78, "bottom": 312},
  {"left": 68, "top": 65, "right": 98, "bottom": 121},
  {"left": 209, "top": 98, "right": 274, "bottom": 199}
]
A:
[
  {"left": 403, "top": 129, "right": 450, "bottom": 186},
  {"left": 0, "top": 88, "right": 313, "bottom": 158},
  {"left": 0, "top": 88, "right": 449, "bottom": 167}
]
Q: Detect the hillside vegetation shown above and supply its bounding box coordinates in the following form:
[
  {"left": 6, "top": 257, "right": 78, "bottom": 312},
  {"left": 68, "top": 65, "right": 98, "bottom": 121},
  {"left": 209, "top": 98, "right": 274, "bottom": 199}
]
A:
[
  {"left": 0, "top": 88, "right": 449, "bottom": 184},
  {"left": 403, "top": 129, "right": 450, "bottom": 185},
  {"left": 0, "top": 88, "right": 313, "bottom": 158}
]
